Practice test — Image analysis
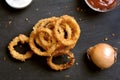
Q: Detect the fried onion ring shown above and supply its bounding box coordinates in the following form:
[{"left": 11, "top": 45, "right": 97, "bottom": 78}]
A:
[
  {"left": 29, "top": 31, "right": 56, "bottom": 56},
  {"left": 54, "top": 15, "right": 80, "bottom": 46},
  {"left": 37, "top": 28, "right": 56, "bottom": 48},
  {"left": 36, "top": 28, "right": 57, "bottom": 50},
  {"left": 47, "top": 50, "right": 75, "bottom": 71},
  {"left": 8, "top": 34, "right": 33, "bottom": 61},
  {"left": 33, "top": 17, "right": 58, "bottom": 33}
]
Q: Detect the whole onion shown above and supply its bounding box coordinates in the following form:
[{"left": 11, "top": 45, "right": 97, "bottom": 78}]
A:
[{"left": 87, "top": 43, "right": 117, "bottom": 69}]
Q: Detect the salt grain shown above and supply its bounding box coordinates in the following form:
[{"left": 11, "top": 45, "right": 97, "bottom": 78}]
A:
[
  {"left": 19, "top": 67, "right": 22, "bottom": 70},
  {"left": 104, "top": 37, "right": 109, "bottom": 41},
  {"left": 65, "top": 75, "right": 70, "bottom": 78}
]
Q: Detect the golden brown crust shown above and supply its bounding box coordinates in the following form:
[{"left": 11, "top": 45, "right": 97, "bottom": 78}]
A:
[
  {"left": 53, "top": 15, "right": 80, "bottom": 46},
  {"left": 8, "top": 34, "right": 33, "bottom": 62},
  {"left": 47, "top": 50, "right": 75, "bottom": 71},
  {"left": 29, "top": 31, "right": 56, "bottom": 56}
]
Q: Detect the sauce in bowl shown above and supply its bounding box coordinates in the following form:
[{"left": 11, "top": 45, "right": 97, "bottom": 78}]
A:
[{"left": 85, "top": 0, "right": 117, "bottom": 12}]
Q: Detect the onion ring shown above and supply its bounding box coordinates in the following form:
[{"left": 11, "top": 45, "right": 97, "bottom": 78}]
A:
[
  {"left": 54, "top": 23, "right": 75, "bottom": 50},
  {"left": 29, "top": 31, "right": 56, "bottom": 56},
  {"left": 47, "top": 50, "right": 75, "bottom": 71},
  {"left": 36, "top": 28, "right": 57, "bottom": 50},
  {"left": 37, "top": 28, "right": 55, "bottom": 47},
  {"left": 33, "top": 17, "right": 58, "bottom": 33},
  {"left": 54, "top": 15, "right": 80, "bottom": 46},
  {"left": 8, "top": 34, "right": 33, "bottom": 61}
]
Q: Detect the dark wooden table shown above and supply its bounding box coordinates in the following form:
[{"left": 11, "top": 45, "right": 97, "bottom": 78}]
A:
[{"left": 0, "top": 0, "right": 120, "bottom": 80}]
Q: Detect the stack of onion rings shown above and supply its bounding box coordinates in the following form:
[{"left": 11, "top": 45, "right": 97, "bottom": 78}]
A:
[{"left": 8, "top": 15, "right": 81, "bottom": 71}]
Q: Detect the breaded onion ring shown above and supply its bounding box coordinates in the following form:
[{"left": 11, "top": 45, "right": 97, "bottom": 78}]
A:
[
  {"left": 54, "top": 23, "right": 75, "bottom": 50},
  {"left": 54, "top": 15, "right": 80, "bottom": 46},
  {"left": 36, "top": 28, "right": 57, "bottom": 50},
  {"left": 37, "top": 28, "right": 56, "bottom": 48},
  {"left": 29, "top": 31, "right": 56, "bottom": 56},
  {"left": 47, "top": 50, "right": 75, "bottom": 71},
  {"left": 33, "top": 17, "right": 58, "bottom": 33},
  {"left": 8, "top": 34, "right": 33, "bottom": 61}
]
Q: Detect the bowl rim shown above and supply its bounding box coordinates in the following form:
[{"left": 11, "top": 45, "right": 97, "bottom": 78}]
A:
[
  {"left": 5, "top": 0, "right": 33, "bottom": 9},
  {"left": 84, "top": 0, "right": 116, "bottom": 12}
]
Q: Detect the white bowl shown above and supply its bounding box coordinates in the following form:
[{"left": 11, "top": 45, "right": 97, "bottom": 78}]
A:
[{"left": 5, "top": 0, "right": 33, "bottom": 9}]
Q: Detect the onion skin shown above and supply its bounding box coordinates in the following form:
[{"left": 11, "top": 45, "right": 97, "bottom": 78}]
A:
[{"left": 87, "top": 43, "right": 117, "bottom": 69}]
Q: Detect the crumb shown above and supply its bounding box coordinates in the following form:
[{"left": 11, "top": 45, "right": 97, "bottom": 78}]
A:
[
  {"left": 3, "top": 57, "right": 6, "bottom": 61},
  {"left": 76, "top": 7, "right": 80, "bottom": 11},
  {"left": 25, "top": 17, "right": 30, "bottom": 22},
  {"left": 19, "top": 67, "right": 22, "bottom": 70},
  {"left": 79, "top": 19, "right": 88, "bottom": 23},
  {"left": 25, "top": 18, "right": 29, "bottom": 21},
  {"left": 112, "top": 33, "right": 115, "bottom": 37},
  {"left": 79, "top": 18, "right": 82, "bottom": 21},
  {"left": 8, "top": 20, "right": 12, "bottom": 25},
  {"left": 104, "top": 37, "right": 109, "bottom": 41},
  {"left": 65, "top": 75, "right": 70, "bottom": 78},
  {"left": 48, "top": 12, "right": 51, "bottom": 15},
  {"left": 35, "top": 8, "right": 39, "bottom": 11},
  {"left": 77, "top": 7, "right": 83, "bottom": 12}
]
